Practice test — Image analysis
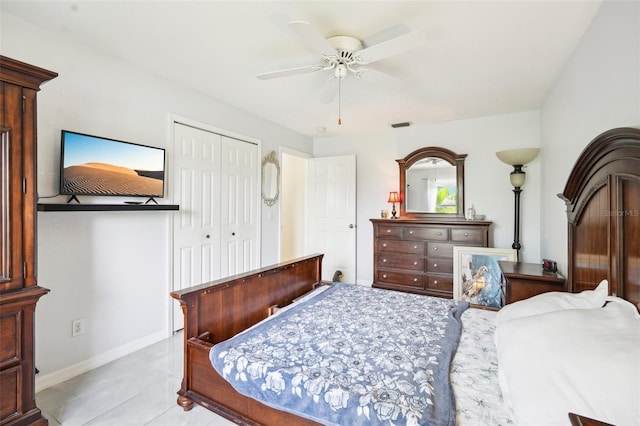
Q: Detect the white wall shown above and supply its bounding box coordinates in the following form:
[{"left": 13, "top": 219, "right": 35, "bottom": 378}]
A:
[
  {"left": 540, "top": 0, "right": 640, "bottom": 274},
  {"left": 1, "top": 12, "right": 312, "bottom": 387},
  {"left": 313, "top": 110, "right": 542, "bottom": 284}
]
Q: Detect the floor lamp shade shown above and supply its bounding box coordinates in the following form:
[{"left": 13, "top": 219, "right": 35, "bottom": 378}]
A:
[{"left": 496, "top": 148, "right": 540, "bottom": 167}]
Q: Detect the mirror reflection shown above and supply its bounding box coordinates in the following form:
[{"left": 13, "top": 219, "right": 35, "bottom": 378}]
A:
[{"left": 406, "top": 158, "right": 457, "bottom": 213}]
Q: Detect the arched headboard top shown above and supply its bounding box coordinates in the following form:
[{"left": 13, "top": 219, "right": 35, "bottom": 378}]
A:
[
  {"left": 559, "top": 127, "right": 640, "bottom": 308},
  {"left": 560, "top": 127, "right": 640, "bottom": 214}
]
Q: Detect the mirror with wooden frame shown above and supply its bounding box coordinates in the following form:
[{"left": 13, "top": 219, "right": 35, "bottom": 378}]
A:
[{"left": 398, "top": 147, "right": 466, "bottom": 218}]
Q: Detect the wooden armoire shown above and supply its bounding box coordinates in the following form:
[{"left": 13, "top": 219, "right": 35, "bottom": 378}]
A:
[{"left": 0, "top": 56, "right": 57, "bottom": 425}]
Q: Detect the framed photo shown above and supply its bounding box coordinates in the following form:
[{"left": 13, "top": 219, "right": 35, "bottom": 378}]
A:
[{"left": 453, "top": 246, "right": 517, "bottom": 307}]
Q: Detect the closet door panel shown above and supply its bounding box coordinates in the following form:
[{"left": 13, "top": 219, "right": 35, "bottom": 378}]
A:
[{"left": 220, "top": 137, "right": 259, "bottom": 276}]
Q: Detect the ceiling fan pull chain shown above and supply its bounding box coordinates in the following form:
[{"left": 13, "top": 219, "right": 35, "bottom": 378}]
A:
[{"left": 338, "top": 75, "right": 342, "bottom": 125}]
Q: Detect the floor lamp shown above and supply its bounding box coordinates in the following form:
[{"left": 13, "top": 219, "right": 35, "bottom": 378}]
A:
[{"left": 496, "top": 148, "right": 540, "bottom": 259}]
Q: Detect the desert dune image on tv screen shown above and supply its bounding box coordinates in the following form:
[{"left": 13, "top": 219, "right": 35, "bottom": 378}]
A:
[
  {"left": 61, "top": 132, "right": 165, "bottom": 196},
  {"left": 62, "top": 162, "right": 163, "bottom": 196}
]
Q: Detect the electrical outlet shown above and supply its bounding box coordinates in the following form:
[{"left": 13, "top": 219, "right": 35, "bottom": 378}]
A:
[{"left": 72, "top": 319, "right": 85, "bottom": 337}]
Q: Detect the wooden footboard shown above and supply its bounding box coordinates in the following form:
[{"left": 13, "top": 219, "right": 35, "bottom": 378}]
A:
[{"left": 170, "top": 254, "right": 325, "bottom": 425}]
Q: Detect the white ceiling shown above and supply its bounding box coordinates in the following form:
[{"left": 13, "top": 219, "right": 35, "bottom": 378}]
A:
[{"left": 1, "top": 1, "right": 602, "bottom": 138}]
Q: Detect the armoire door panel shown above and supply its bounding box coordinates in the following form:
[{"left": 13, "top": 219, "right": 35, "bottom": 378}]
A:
[{"left": 1, "top": 83, "right": 25, "bottom": 292}]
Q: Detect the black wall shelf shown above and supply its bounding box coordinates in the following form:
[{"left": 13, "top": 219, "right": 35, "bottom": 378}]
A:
[{"left": 37, "top": 203, "right": 180, "bottom": 212}]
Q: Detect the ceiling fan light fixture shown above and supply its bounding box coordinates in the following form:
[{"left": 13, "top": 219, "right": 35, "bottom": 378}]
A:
[{"left": 334, "top": 63, "right": 348, "bottom": 79}]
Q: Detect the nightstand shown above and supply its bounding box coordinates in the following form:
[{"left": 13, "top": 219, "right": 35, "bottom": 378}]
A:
[{"left": 499, "top": 261, "right": 566, "bottom": 304}]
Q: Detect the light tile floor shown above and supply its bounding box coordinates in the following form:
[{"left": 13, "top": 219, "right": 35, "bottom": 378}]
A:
[{"left": 36, "top": 331, "right": 235, "bottom": 426}]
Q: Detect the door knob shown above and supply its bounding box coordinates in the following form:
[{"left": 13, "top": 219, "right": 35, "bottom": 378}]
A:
[
  {"left": 349, "top": 224, "right": 354, "bottom": 228},
  {"left": 206, "top": 234, "right": 210, "bottom": 239}
]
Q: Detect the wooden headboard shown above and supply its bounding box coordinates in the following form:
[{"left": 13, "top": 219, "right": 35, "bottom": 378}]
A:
[{"left": 559, "top": 127, "right": 640, "bottom": 308}]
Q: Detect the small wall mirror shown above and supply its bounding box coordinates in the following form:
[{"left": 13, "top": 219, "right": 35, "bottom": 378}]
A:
[
  {"left": 398, "top": 147, "right": 466, "bottom": 218},
  {"left": 261, "top": 151, "right": 280, "bottom": 207}
]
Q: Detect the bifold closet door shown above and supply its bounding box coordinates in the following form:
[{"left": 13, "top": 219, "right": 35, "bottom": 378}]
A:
[{"left": 172, "top": 123, "right": 259, "bottom": 331}]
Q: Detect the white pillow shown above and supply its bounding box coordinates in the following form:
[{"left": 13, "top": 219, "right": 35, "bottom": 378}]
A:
[
  {"left": 495, "top": 298, "right": 640, "bottom": 426},
  {"left": 496, "top": 279, "right": 608, "bottom": 326}
]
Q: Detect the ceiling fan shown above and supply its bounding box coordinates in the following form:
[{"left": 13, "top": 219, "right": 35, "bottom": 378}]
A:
[{"left": 257, "top": 20, "right": 426, "bottom": 108}]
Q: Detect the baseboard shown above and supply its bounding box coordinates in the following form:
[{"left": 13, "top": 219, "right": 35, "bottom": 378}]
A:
[
  {"left": 356, "top": 279, "right": 373, "bottom": 287},
  {"left": 35, "top": 330, "right": 169, "bottom": 393}
]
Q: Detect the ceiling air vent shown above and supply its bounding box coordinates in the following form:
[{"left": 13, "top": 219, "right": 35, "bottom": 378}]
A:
[{"left": 391, "top": 122, "right": 411, "bottom": 128}]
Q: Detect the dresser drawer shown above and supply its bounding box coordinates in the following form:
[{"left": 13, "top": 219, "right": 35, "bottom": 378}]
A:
[
  {"left": 377, "top": 271, "right": 424, "bottom": 288},
  {"left": 403, "top": 227, "right": 448, "bottom": 241},
  {"left": 376, "top": 225, "right": 402, "bottom": 238},
  {"left": 426, "top": 257, "right": 453, "bottom": 274},
  {"left": 0, "top": 312, "right": 21, "bottom": 367},
  {"left": 426, "top": 242, "right": 454, "bottom": 258},
  {"left": 377, "top": 239, "right": 424, "bottom": 255},
  {"left": 0, "top": 365, "right": 21, "bottom": 420},
  {"left": 426, "top": 275, "right": 453, "bottom": 291},
  {"left": 451, "top": 228, "right": 486, "bottom": 244},
  {"left": 376, "top": 254, "right": 423, "bottom": 271}
]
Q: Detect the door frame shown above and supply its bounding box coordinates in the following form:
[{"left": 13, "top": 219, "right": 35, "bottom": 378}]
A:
[
  {"left": 167, "top": 114, "right": 262, "bottom": 332},
  {"left": 279, "top": 147, "right": 312, "bottom": 262}
]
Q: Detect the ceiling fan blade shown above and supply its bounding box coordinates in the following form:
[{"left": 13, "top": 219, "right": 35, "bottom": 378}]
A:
[
  {"left": 357, "top": 30, "right": 426, "bottom": 63},
  {"left": 359, "top": 68, "right": 406, "bottom": 90},
  {"left": 320, "top": 78, "right": 339, "bottom": 104},
  {"left": 363, "top": 24, "right": 412, "bottom": 48},
  {"left": 257, "top": 64, "right": 322, "bottom": 80},
  {"left": 288, "top": 21, "right": 336, "bottom": 57}
]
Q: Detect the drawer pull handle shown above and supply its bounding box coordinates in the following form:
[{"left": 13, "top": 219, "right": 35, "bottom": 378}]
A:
[
  {"left": 413, "top": 245, "right": 418, "bottom": 249},
  {"left": 409, "top": 230, "right": 414, "bottom": 234},
  {"left": 413, "top": 261, "right": 418, "bottom": 266},
  {"left": 433, "top": 263, "right": 438, "bottom": 268},
  {"left": 413, "top": 278, "right": 418, "bottom": 282},
  {"left": 464, "top": 232, "right": 469, "bottom": 237},
  {"left": 382, "top": 243, "right": 387, "bottom": 247},
  {"left": 434, "top": 280, "right": 438, "bottom": 285},
  {"left": 382, "top": 258, "right": 387, "bottom": 263},
  {"left": 433, "top": 247, "right": 438, "bottom": 251},
  {"left": 437, "top": 232, "right": 442, "bottom": 236},
  {"left": 382, "top": 274, "right": 387, "bottom": 279},
  {"left": 386, "top": 229, "right": 391, "bottom": 233}
]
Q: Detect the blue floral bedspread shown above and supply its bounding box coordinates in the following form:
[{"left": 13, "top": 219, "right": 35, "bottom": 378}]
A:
[{"left": 210, "top": 284, "right": 469, "bottom": 426}]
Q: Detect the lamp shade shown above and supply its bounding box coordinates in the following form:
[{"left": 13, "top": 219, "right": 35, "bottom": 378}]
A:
[
  {"left": 496, "top": 148, "right": 540, "bottom": 166},
  {"left": 388, "top": 191, "right": 400, "bottom": 203}
]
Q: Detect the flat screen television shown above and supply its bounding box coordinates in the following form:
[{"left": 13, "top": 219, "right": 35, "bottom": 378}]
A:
[{"left": 60, "top": 130, "right": 166, "bottom": 199}]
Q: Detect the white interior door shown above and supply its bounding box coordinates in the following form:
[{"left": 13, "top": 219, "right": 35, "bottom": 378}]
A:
[
  {"left": 306, "top": 155, "right": 357, "bottom": 283},
  {"left": 220, "top": 136, "right": 260, "bottom": 276}
]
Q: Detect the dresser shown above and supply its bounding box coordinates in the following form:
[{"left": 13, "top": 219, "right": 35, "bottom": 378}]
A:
[
  {"left": 0, "top": 56, "right": 57, "bottom": 426},
  {"left": 371, "top": 219, "right": 491, "bottom": 298}
]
